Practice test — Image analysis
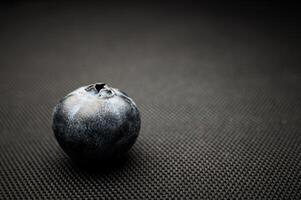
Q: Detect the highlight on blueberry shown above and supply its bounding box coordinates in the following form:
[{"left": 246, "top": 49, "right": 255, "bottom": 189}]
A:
[{"left": 52, "top": 83, "right": 141, "bottom": 163}]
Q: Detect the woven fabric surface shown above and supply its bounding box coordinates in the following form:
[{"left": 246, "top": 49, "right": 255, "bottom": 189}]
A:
[{"left": 0, "top": 2, "right": 301, "bottom": 199}]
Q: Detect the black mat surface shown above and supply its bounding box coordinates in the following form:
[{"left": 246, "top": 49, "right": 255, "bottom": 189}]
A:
[{"left": 0, "top": 2, "right": 301, "bottom": 199}]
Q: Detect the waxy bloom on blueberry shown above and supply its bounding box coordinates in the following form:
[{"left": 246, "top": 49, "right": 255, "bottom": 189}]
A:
[{"left": 52, "top": 83, "right": 141, "bottom": 162}]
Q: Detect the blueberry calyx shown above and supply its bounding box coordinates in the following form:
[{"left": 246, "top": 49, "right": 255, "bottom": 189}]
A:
[{"left": 85, "top": 83, "right": 114, "bottom": 98}]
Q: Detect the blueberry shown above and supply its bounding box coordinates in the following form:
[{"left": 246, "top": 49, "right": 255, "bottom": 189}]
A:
[{"left": 52, "top": 83, "right": 141, "bottom": 163}]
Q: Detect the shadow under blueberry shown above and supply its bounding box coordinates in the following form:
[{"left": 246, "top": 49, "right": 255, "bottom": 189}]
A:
[
  {"left": 56, "top": 145, "right": 145, "bottom": 177},
  {"left": 51, "top": 137, "right": 149, "bottom": 180},
  {"left": 60, "top": 153, "right": 129, "bottom": 175}
]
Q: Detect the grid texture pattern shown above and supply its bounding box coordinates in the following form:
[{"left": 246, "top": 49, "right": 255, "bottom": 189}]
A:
[{"left": 0, "top": 2, "right": 301, "bottom": 199}]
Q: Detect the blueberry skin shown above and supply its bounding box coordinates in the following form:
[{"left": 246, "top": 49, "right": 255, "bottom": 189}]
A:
[{"left": 52, "top": 83, "right": 141, "bottom": 162}]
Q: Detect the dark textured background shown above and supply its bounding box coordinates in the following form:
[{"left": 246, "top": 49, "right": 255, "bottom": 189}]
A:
[{"left": 0, "top": 1, "right": 301, "bottom": 199}]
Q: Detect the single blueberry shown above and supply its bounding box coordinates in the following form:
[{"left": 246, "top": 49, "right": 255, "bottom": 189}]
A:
[{"left": 52, "top": 83, "right": 141, "bottom": 163}]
